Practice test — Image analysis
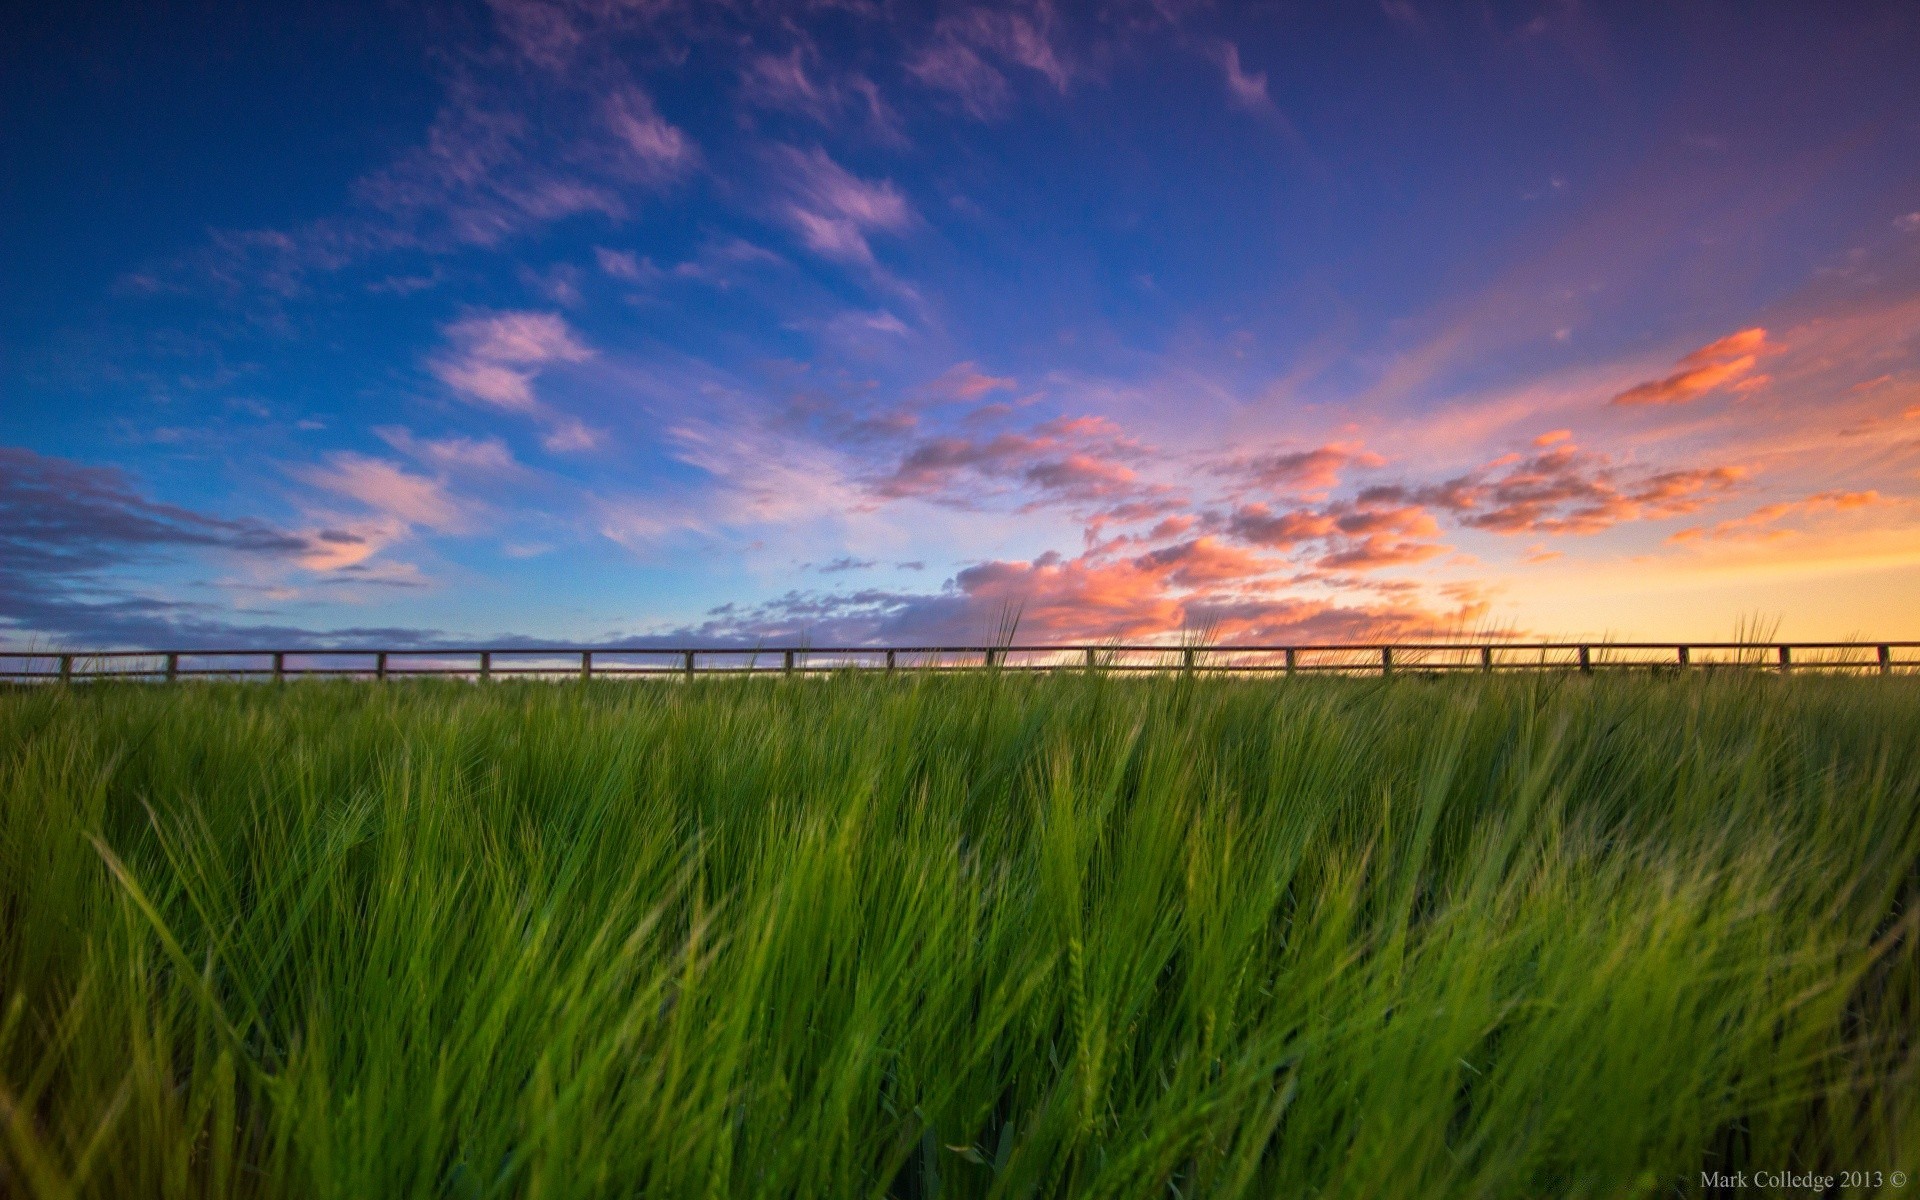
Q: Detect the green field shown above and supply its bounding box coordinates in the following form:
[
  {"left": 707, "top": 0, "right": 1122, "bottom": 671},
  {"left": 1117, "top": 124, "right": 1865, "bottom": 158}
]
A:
[{"left": 2, "top": 674, "right": 1917, "bottom": 1198}]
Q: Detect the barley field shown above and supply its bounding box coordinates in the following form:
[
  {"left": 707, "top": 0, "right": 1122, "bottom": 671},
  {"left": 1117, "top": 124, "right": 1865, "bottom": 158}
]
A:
[{"left": 2, "top": 673, "right": 1916, "bottom": 1198}]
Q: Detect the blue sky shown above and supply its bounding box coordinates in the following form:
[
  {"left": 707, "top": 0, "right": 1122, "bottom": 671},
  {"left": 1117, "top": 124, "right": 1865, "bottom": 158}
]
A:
[{"left": 5, "top": 0, "right": 1920, "bottom": 647}]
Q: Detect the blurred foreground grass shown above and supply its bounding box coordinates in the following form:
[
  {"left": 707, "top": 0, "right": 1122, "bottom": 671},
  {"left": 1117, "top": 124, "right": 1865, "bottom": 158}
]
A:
[{"left": 2, "top": 672, "right": 1917, "bottom": 1198}]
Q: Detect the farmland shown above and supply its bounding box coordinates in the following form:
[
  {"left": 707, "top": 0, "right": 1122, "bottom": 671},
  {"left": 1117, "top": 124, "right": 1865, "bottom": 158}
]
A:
[{"left": 2, "top": 672, "right": 1917, "bottom": 1197}]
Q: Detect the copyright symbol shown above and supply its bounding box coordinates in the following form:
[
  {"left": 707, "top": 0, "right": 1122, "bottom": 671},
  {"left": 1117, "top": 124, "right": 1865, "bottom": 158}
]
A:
[{"left": 1893, "top": 1171, "right": 1907, "bottom": 1188}]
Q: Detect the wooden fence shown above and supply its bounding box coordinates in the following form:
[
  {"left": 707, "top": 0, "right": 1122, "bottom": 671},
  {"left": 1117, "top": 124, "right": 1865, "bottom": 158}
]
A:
[{"left": 1, "top": 641, "right": 1916, "bottom": 682}]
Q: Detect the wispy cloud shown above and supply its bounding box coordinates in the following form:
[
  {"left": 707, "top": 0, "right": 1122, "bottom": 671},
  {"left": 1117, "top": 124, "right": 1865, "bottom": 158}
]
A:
[
  {"left": 1668, "top": 489, "right": 1889, "bottom": 543},
  {"left": 740, "top": 46, "right": 903, "bottom": 140},
  {"left": 1611, "top": 327, "right": 1770, "bottom": 406},
  {"left": 1210, "top": 442, "right": 1385, "bottom": 497},
  {"left": 295, "top": 452, "right": 472, "bottom": 534},
  {"left": 908, "top": 3, "right": 1070, "bottom": 119},
  {"left": 771, "top": 146, "right": 915, "bottom": 264},
  {"left": 0, "top": 446, "right": 390, "bottom": 647},
  {"left": 428, "top": 310, "right": 604, "bottom": 450},
  {"left": 1359, "top": 441, "right": 1747, "bottom": 536},
  {"left": 1211, "top": 40, "right": 1271, "bottom": 110}
]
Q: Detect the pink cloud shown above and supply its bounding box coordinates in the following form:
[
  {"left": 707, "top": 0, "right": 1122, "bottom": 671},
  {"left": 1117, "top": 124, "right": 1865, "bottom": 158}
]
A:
[
  {"left": 1611, "top": 327, "right": 1769, "bottom": 406},
  {"left": 1132, "top": 536, "right": 1275, "bottom": 587},
  {"left": 603, "top": 86, "right": 697, "bottom": 181},
  {"left": 923, "top": 361, "right": 1016, "bottom": 401},
  {"left": 1214, "top": 441, "right": 1385, "bottom": 496},
  {"left": 908, "top": 40, "right": 1011, "bottom": 118},
  {"left": 925, "top": 546, "right": 1485, "bottom": 642},
  {"left": 428, "top": 311, "right": 600, "bottom": 449},
  {"left": 869, "top": 412, "right": 1161, "bottom": 511},
  {"left": 1667, "top": 489, "right": 1889, "bottom": 543},
  {"left": 1362, "top": 443, "right": 1747, "bottom": 535},
  {"left": 1223, "top": 494, "right": 1446, "bottom": 572},
  {"left": 375, "top": 427, "right": 521, "bottom": 473},
  {"left": 741, "top": 48, "right": 898, "bottom": 137},
  {"left": 1212, "top": 41, "right": 1271, "bottom": 110},
  {"left": 773, "top": 146, "right": 913, "bottom": 263},
  {"left": 296, "top": 453, "right": 469, "bottom": 533},
  {"left": 908, "top": 4, "right": 1069, "bottom": 119}
]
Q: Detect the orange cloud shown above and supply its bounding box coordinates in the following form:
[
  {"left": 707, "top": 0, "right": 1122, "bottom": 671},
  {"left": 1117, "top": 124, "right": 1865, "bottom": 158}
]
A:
[
  {"left": 868, "top": 414, "right": 1166, "bottom": 513},
  {"left": 941, "top": 544, "right": 1481, "bottom": 642},
  {"left": 296, "top": 453, "right": 470, "bottom": 533},
  {"left": 1667, "top": 490, "right": 1889, "bottom": 543},
  {"left": 1360, "top": 444, "right": 1746, "bottom": 536},
  {"left": 1131, "top": 536, "right": 1274, "bottom": 587},
  {"left": 1611, "top": 327, "right": 1769, "bottom": 406},
  {"left": 1212, "top": 441, "right": 1386, "bottom": 496}
]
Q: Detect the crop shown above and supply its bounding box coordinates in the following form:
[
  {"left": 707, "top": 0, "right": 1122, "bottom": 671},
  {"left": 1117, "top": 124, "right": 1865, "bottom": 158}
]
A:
[{"left": 2, "top": 672, "right": 1917, "bottom": 1197}]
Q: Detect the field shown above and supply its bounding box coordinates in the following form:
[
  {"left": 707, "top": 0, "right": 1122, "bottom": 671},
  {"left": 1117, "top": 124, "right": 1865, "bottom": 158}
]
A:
[{"left": 2, "top": 673, "right": 1917, "bottom": 1198}]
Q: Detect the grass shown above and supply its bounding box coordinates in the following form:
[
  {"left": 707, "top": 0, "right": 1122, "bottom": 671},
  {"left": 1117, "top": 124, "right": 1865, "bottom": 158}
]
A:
[{"left": 1, "top": 671, "right": 1916, "bottom": 1198}]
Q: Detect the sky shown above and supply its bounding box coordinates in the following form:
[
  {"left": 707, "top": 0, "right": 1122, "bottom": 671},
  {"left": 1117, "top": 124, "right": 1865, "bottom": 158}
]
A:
[{"left": 4, "top": 0, "right": 1919, "bottom": 649}]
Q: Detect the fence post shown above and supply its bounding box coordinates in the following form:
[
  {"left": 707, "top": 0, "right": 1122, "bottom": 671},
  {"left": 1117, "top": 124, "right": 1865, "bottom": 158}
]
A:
[
  {"left": 1578, "top": 645, "right": 1592, "bottom": 675},
  {"left": 1182, "top": 648, "right": 1195, "bottom": 673},
  {"left": 1285, "top": 647, "right": 1297, "bottom": 676},
  {"left": 886, "top": 649, "right": 896, "bottom": 672},
  {"left": 581, "top": 652, "right": 592, "bottom": 680},
  {"left": 376, "top": 652, "right": 388, "bottom": 681},
  {"left": 684, "top": 650, "right": 695, "bottom": 679},
  {"left": 1678, "top": 646, "right": 1690, "bottom": 669},
  {"left": 1381, "top": 646, "right": 1393, "bottom": 676},
  {"left": 1481, "top": 645, "right": 1493, "bottom": 672},
  {"left": 1778, "top": 645, "right": 1791, "bottom": 675},
  {"left": 1085, "top": 647, "right": 1096, "bottom": 670},
  {"left": 1880, "top": 645, "right": 1893, "bottom": 675},
  {"left": 59, "top": 654, "right": 73, "bottom": 684},
  {"left": 166, "top": 653, "right": 179, "bottom": 683},
  {"left": 273, "top": 651, "right": 285, "bottom": 682},
  {"left": 783, "top": 649, "right": 795, "bottom": 675}
]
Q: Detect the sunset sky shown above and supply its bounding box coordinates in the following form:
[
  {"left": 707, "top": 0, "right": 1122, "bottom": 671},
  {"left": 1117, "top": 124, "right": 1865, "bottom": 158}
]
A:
[{"left": 5, "top": 0, "right": 1919, "bottom": 648}]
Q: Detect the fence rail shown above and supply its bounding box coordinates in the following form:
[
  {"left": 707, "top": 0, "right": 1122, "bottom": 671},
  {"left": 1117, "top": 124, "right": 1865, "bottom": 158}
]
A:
[{"left": 2, "top": 641, "right": 1917, "bottom": 682}]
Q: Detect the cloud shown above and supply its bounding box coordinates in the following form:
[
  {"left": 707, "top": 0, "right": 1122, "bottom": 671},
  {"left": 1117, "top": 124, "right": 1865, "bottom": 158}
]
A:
[
  {"left": 815, "top": 556, "right": 877, "bottom": 574},
  {"left": 908, "top": 40, "right": 1012, "bottom": 119},
  {"left": 1225, "top": 495, "right": 1445, "bottom": 571},
  {"left": 2, "top": 446, "right": 309, "bottom": 569},
  {"left": 1131, "top": 536, "right": 1274, "bottom": 587},
  {"left": 482, "top": 0, "right": 689, "bottom": 74},
  {"left": 908, "top": 3, "right": 1070, "bottom": 119},
  {"left": 594, "top": 246, "right": 653, "bottom": 281},
  {"left": 922, "top": 361, "right": 1016, "bottom": 401},
  {"left": 375, "top": 427, "right": 523, "bottom": 473},
  {"left": 651, "top": 547, "right": 1488, "bottom": 646},
  {"left": 158, "top": 47, "right": 696, "bottom": 296},
  {"left": 1211, "top": 40, "right": 1271, "bottom": 110},
  {"left": 295, "top": 453, "right": 472, "bottom": 533},
  {"left": 1211, "top": 442, "right": 1385, "bottom": 496},
  {"left": 428, "top": 310, "right": 603, "bottom": 448},
  {"left": 1611, "top": 327, "right": 1770, "bottom": 406},
  {"left": 771, "top": 146, "right": 915, "bottom": 264},
  {"left": 602, "top": 85, "right": 697, "bottom": 180},
  {"left": 0, "top": 446, "right": 381, "bottom": 647},
  {"left": 740, "top": 47, "right": 901, "bottom": 139},
  {"left": 868, "top": 414, "right": 1162, "bottom": 511},
  {"left": 1667, "top": 489, "right": 1889, "bottom": 543},
  {"left": 1363, "top": 442, "right": 1747, "bottom": 535},
  {"left": 351, "top": 84, "right": 622, "bottom": 250}
]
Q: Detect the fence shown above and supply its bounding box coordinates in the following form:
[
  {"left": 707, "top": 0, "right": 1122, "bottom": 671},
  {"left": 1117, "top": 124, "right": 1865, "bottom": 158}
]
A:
[{"left": 1, "top": 642, "right": 1916, "bottom": 683}]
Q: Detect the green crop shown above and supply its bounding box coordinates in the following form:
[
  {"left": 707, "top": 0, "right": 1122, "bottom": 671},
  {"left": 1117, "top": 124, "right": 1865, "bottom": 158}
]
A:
[{"left": 2, "top": 672, "right": 1916, "bottom": 1197}]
